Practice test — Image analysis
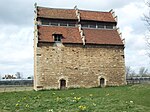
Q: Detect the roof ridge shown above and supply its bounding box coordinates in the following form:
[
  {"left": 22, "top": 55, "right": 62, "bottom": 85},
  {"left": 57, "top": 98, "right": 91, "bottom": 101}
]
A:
[
  {"left": 37, "top": 6, "right": 74, "bottom": 10},
  {"left": 79, "top": 9, "right": 110, "bottom": 13},
  {"left": 37, "top": 6, "right": 110, "bottom": 13},
  {"left": 37, "top": 6, "right": 116, "bottom": 22}
]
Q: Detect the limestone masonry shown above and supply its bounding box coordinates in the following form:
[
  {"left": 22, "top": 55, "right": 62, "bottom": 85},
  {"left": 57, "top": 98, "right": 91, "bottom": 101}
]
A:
[{"left": 34, "top": 5, "right": 126, "bottom": 90}]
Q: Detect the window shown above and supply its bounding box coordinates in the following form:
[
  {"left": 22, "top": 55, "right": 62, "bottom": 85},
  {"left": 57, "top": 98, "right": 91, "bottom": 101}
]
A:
[
  {"left": 68, "top": 23, "right": 75, "bottom": 27},
  {"left": 42, "top": 21, "right": 49, "bottom": 25},
  {"left": 53, "top": 34, "right": 62, "bottom": 42},
  {"left": 50, "top": 22, "right": 59, "bottom": 26},
  {"left": 97, "top": 24, "right": 104, "bottom": 28},
  {"left": 89, "top": 24, "right": 96, "bottom": 28},
  {"left": 60, "top": 22, "right": 67, "bottom": 26},
  {"left": 82, "top": 24, "right": 88, "bottom": 28},
  {"left": 106, "top": 25, "right": 113, "bottom": 29}
]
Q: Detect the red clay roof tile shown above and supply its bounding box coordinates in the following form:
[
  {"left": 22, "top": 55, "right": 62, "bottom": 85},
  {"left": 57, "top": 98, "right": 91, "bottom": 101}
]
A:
[
  {"left": 37, "top": 6, "right": 116, "bottom": 22},
  {"left": 79, "top": 10, "right": 116, "bottom": 22},
  {"left": 83, "top": 28, "right": 123, "bottom": 45},
  {"left": 38, "top": 26, "right": 123, "bottom": 45},
  {"left": 37, "top": 7, "right": 122, "bottom": 45},
  {"left": 37, "top": 7, "right": 77, "bottom": 20},
  {"left": 38, "top": 26, "right": 82, "bottom": 44}
]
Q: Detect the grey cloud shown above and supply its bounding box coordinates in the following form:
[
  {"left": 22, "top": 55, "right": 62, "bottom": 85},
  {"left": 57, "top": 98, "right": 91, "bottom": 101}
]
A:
[
  {"left": 0, "top": 0, "right": 35, "bottom": 26},
  {"left": 0, "top": 63, "right": 33, "bottom": 77},
  {"left": 0, "top": 0, "right": 144, "bottom": 27},
  {"left": 0, "top": 25, "right": 33, "bottom": 77},
  {"left": 85, "top": 0, "right": 140, "bottom": 10},
  {"left": 125, "top": 49, "right": 150, "bottom": 73},
  {"left": 37, "top": 0, "right": 142, "bottom": 11}
]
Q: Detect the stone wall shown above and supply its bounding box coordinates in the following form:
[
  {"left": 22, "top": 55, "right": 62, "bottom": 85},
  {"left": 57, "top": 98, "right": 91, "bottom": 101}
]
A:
[{"left": 34, "top": 43, "right": 126, "bottom": 90}]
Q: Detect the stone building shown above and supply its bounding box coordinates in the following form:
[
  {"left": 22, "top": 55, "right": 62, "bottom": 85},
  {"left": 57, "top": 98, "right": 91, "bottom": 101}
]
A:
[{"left": 34, "top": 5, "right": 126, "bottom": 90}]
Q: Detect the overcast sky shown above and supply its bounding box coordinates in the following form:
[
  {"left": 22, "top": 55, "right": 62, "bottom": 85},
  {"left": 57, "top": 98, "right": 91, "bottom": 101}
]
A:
[{"left": 0, "top": 0, "right": 149, "bottom": 78}]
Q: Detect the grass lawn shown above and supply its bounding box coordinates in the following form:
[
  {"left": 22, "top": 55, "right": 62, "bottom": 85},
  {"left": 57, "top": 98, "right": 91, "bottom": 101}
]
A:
[{"left": 0, "top": 84, "right": 150, "bottom": 112}]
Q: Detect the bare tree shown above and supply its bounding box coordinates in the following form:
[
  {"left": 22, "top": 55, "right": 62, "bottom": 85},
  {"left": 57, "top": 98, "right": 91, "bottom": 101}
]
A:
[
  {"left": 144, "top": 2, "right": 150, "bottom": 28},
  {"left": 139, "top": 67, "right": 148, "bottom": 77},
  {"left": 131, "top": 70, "right": 136, "bottom": 77},
  {"left": 144, "top": 1, "right": 150, "bottom": 56},
  {"left": 126, "top": 66, "right": 132, "bottom": 78},
  {"left": 15, "top": 72, "right": 22, "bottom": 79},
  {"left": 126, "top": 66, "right": 136, "bottom": 78}
]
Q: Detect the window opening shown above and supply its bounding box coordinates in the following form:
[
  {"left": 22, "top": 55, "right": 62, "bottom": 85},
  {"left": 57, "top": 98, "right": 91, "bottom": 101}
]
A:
[
  {"left": 68, "top": 23, "right": 75, "bottom": 27},
  {"left": 60, "top": 22, "right": 67, "bottom": 26},
  {"left": 89, "top": 24, "right": 96, "bottom": 28},
  {"left": 42, "top": 21, "right": 49, "bottom": 25},
  {"left": 50, "top": 22, "right": 59, "bottom": 26},
  {"left": 106, "top": 25, "right": 113, "bottom": 29},
  {"left": 82, "top": 24, "right": 88, "bottom": 28},
  {"left": 53, "top": 34, "right": 62, "bottom": 42},
  {"left": 97, "top": 24, "right": 104, "bottom": 29}
]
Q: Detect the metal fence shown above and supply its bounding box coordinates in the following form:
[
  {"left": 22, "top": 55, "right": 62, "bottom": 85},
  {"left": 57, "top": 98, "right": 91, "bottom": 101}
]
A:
[
  {"left": 126, "top": 77, "right": 150, "bottom": 84},
  {"left": 0, "top": 79, "right": 34, "bottom": 92},
  {"left": 0, "top": 79, "right": 33, "bottom": 86},
  {"left": 0, "top": 85, "right": 33, "bottom": 92}
]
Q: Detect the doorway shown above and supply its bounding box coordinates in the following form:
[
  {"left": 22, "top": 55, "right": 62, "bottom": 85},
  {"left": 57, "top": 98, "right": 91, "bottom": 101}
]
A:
[
  {"left": 100, "top": 78, "right": 105, "bottom": 87},
  {"left": 60, "top": 79, "right": 66, "bottom": 89}
]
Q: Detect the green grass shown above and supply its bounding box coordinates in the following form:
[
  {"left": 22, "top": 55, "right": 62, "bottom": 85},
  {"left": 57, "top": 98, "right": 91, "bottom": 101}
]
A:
[{"left": 0, "top": 84, "right": 150, "bottom": 112}]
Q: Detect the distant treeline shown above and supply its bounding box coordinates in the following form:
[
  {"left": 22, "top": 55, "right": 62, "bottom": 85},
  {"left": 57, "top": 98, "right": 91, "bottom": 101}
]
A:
[{"left": 0, "top": 79, "right": 33, "bottom": 86}]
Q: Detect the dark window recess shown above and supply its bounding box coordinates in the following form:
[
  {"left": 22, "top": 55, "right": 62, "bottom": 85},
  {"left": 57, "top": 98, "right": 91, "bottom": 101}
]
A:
[
  {"left": 50, "top": 22, "right": 59, "bottom": 26},
  {"left": 97, "top": 25, "right": 104, "bottom": 28},
  {"left": 42, "top": 21, "right": 49, "bottom": 25},
  {"left": 68, "top": 23, "right": 75, "bottom": 27},
  {"left": 121, "top": 55, "right": 125, "bottom": 58},
  {"left": 37, "top": 54, "right": 41, "bottom": 56},
  {"left": 106, "top": 25, "right": 113, "bottom": 29},
  {"left": 82, "top": 24, "right": 88, "bottom": 28},
  {"left": 60, "top": 23, "right": 67, "bottom": 26},
  {"left": 89, "top": 24, "right": 96, "bottom": 28},
  {"left": 53, "top": 34, "right": 62, "bottom": 42}
]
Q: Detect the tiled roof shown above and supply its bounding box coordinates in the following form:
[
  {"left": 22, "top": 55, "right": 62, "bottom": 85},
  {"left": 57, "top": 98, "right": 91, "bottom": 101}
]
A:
[
  {"left": 83, "top": 28, "right": 123, "bottom": 45},
  {"left": 37, "top": 6, "right": 116, "bottom": 22},
  {"left": 38, "top": 26, "right": 123, "bottom": 45},
  {"left": 37, "top": 7, "right": 77, "bottom": 20},
  {"left": 80, "top": 10, "right": 116, "bottom": 22},
  {"left": 38, "top": 26, "right": 82, "bottom": 44}
]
